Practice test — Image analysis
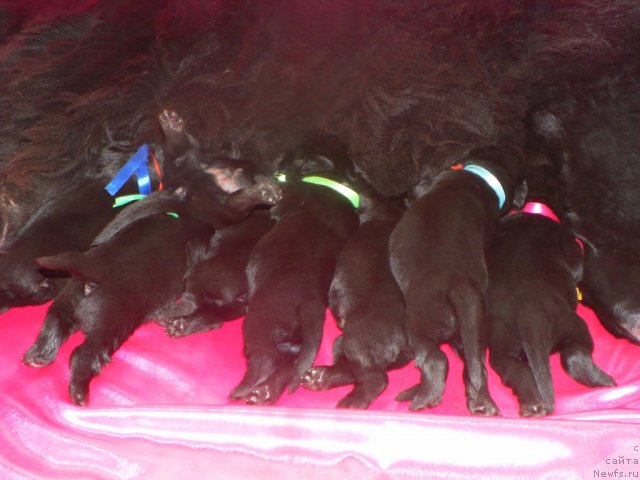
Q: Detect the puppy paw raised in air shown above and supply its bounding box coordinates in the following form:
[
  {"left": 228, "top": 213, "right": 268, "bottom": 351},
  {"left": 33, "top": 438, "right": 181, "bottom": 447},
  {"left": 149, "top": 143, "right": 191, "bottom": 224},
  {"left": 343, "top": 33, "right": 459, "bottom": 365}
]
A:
[{"left": 158, "top": 109, "right": 184, "bottom": 134}]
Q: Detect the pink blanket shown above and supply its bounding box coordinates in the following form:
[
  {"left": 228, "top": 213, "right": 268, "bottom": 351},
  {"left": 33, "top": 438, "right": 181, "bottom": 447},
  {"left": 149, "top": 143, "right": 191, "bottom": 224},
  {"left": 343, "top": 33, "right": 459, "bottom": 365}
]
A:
[{"left": 1, "top": 304, "right": 639, "bottom": 479}]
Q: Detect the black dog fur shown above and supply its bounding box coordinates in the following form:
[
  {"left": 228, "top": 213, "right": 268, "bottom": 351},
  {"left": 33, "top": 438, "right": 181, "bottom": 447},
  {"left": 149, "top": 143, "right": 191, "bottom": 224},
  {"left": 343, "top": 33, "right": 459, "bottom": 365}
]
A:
[
  {"left": 22, "top": 109, "right": 281, "bottom": 405},
  {"left": 301, "top": 188, "right": 411, "bottom": 408},
  {"left": 164, "top": 209, "right": 275, "bottom": 337},
  {"left": 230, "top": 134, "right": 359, "bottom": 405},
  {"left": 389, "top": 145, "right": 526, "bottom": 414},
  {"left": 486, "top": 166, "right": 616, "bottom": 417}
]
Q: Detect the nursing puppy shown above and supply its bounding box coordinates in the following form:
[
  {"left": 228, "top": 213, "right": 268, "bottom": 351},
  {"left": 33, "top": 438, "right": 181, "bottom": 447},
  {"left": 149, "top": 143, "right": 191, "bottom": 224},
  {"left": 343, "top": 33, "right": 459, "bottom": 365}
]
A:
[
  {"left": 486, "top": 167, "right": 616, "bottom": 416},
  {"left": 389, "top": 145, "right": 525, "bottom": 414},
  {"left": 0, "top": 180, "right": 121, "bottom": 313},
  {"left": 22, "top": 112, "right": 281, "bottom": 406},
  {"left": 230, "top": 135, "right": 359, "bottom": 405},
  {"left": 301, "top": 188, "right": 411, "bottom": 408},
  {"left": 164, "top": 209, "right": 275, "bottom": 337}
]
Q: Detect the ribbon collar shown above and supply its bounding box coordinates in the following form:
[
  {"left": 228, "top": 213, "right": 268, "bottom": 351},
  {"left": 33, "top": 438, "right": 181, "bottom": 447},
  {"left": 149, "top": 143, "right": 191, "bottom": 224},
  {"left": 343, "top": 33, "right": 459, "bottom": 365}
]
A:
[
  {"left": 111, "top": 194, "right": 178, "bottom": 218},
  {"left": 104, "top": 144, "right": 163, "bottom": 197},
  {"left": 521, "top": 201, "right": 560, "bottom": 223},
  {"left": 518, "top": 201, "right": 583, "bottom": 301},
  {"left": 276, "top": 173, "right": 360, "bottom": 209},
  {"left": 461, "top": 164, "right": 506, "bottom": 209}
]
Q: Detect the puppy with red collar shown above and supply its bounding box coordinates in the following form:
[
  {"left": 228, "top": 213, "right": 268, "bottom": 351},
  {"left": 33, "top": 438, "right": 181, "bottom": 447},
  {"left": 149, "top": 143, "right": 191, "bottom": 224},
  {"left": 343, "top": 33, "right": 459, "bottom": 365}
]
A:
[
  {"left": 389, "top": 145, "right": 526, "bottom": 414},
  {"left": 486, "top": 166, "right": 616, "bottom": 417}
]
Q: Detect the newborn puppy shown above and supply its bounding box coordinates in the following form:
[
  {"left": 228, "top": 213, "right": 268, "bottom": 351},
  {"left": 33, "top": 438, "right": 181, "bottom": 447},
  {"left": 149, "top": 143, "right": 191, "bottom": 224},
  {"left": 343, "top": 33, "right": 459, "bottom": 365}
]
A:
[
  {"left": 164, "top": 209, "right": 275, "bottom": 337},
  {"left": 230, "top": 134, "right": 359, "bottom": 405},
  {"left": 301, "top": 188, "right": 411, "bottom": 408},
  {"left": 486, "top": 167, "right": 616, "bottom": 417},
  {"left": 22, "top": 111, "right": 281, "bottom": 406},
  {"left": 389, "top": 145, "right": 525, "bottom": 414},
  {"left": 0, "top": 180, "right": 119, "bottom": 313}
]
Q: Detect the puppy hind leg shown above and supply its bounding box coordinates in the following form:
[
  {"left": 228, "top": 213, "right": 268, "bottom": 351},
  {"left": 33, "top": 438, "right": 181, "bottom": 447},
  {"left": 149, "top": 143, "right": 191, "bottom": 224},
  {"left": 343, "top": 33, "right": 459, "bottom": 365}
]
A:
[
  {"left": 301, "top": 336, "right": 356, "bottom": 390},
  {"left": 337, "top": 365, "right": 388, "bottom": 409},
  {"left": 559, "top": 313, "right": 617, "bottom": 388},
  {"left": 396, "top": 339, "right": 448, "bottom": 411},
  {"left": 68, "top": 322, "right": 138, "bottom": 406},
  {"left": 449, "top": 285, "right": 500, "bottom": 416},
  {"left": 288, "top": 300, "right": 326, "bottom": 393},
  {"left": 23, "top": 302, "right": 77, "bottom": 367},
  {"left": 245, "top": 365, "right": 294, "bottom": 405},
  {"left": 489, "top": 350, "right": 550, "bottom": 417},
  {"left": 230, "top": 350, "right": 281, "bottom": 402}
]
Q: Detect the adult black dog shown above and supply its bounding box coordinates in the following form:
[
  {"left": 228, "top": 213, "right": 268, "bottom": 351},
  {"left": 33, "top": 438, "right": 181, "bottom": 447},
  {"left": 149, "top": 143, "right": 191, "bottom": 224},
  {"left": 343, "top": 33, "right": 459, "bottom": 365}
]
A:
[
  {"left": 301, "top": 188, "right": 411, "bottom": 408},
  {"left": 486, "top": 166, "right": 616, "bottom": 417},
  {"left": 389, "top": 145, "right": 525, "bottom": 414},
  {"left": 22, "top": 110, "right": 281, "bottom": 405},
  {"left": 230, "top": 134, "right": 359, "bottom": 405}
]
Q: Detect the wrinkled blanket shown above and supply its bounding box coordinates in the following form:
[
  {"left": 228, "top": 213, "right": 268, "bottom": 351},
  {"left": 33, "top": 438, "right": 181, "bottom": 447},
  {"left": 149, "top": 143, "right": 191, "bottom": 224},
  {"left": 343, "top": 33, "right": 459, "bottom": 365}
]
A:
[{"left": 1, "top": 304, "right": 639, "bottom": 479}]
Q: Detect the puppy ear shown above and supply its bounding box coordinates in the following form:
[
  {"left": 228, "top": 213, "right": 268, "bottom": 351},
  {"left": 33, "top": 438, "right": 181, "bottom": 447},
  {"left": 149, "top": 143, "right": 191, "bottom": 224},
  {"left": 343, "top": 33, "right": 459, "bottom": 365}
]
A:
[
  {"left": 36, "top": 252, "right": 102, "bottom": 284},
  {"left": 561, "top": 233, "right": 583, "bottom": 283},
  {"left": 300, "top": 154, "right": 335, "bottom": 175},
  {"left": 511, "top": 180, "right": 528, "bottom": 210}
]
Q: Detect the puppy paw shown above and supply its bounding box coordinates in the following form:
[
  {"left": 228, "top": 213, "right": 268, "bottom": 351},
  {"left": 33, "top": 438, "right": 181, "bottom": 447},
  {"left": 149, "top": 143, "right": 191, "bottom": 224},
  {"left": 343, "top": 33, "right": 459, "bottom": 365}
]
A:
[
  {"left": 396, "top": 384, "right": 442, "bottom": 410},
  {"left": 69, "top": 383, "right": 89, "bottom": 406},
  {"left": 158, "top": 110, "right": 184, "bottom": 134},
  {"left": 336, "top": 395, "right": 371, "bottom": 409},
  {"left": 251, "top": 177, "right": 283, "bottom": 205},
  {"left": 520, "top": 403, "right": 550, "bottom": 418},
  {"left": 300, "top": 366, "right": 330, "bottom": 391},
  {"left": 163, "top": 316, "right": 223, "bottom": 337},
  {"left": 245, "top": 383, "right": 277, "bottom": 405},
  {"left": 467, "top": 396, "right": 501, "bottom": 416},
  {"left": 23, "top": 345, "right": 56, "bottom": 368}
]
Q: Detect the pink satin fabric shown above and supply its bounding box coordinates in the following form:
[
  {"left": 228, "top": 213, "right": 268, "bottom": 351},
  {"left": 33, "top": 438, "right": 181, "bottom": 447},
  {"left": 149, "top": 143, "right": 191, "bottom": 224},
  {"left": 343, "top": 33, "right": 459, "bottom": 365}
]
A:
[{"left": 1, "top": 304, "right": 639, "bottom": 479}]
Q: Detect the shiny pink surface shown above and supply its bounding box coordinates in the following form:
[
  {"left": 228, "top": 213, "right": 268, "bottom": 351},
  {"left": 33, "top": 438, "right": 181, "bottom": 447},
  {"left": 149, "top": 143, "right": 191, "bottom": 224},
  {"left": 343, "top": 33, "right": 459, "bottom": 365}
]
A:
[{"left": 1, "top": 304, "right": 639, "bottom": 479}]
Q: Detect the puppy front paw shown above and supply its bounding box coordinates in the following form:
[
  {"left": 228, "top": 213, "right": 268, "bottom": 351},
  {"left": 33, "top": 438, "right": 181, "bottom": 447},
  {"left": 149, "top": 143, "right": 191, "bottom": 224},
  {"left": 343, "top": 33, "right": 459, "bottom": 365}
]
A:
[
  {"left": 158, "top": 110, "right": 184, "bottom": 134},
  {"left": 251, "top": 176, "right": 283, "bottom": 205}
]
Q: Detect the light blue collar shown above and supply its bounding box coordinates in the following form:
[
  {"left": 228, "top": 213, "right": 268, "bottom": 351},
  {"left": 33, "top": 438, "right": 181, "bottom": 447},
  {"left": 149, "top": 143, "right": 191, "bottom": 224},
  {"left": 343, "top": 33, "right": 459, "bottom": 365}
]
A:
[{"left": 463, "top": 164, "right": 506, "bottom": 209}]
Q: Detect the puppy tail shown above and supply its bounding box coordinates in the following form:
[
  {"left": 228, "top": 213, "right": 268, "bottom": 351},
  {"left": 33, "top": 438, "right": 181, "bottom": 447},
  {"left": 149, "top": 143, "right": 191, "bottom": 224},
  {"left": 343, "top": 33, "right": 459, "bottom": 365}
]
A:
[
  {"left": 36, "top": 252, "right": 102, "bottom": 284},
  {"left": 520, "top": 324, "right": 555, "bottom": 414},
  {"left": 288, "top": 300, "right": 326, "bottom": 393}
]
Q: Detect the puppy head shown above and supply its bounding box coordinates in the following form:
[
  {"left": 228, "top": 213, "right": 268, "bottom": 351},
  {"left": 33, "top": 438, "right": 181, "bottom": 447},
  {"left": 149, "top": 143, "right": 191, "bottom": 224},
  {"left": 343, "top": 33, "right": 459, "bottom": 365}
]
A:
[
  {"left": 522, "top": 165, "right": 567, "bottom": 219},
  {"left": 0, "top": 260, "right": 58, "bottom": 313},
  {"left": 462, "top": 145, "right": 527, "bottom": 212},
  {"left": 277, "top": 134, "right": 355, "bottom": 183}
]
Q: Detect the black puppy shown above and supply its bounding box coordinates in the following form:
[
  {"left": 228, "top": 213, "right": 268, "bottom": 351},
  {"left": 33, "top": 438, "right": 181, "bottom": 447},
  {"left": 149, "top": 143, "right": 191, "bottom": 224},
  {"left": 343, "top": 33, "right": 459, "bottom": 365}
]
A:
[
  {"left": 301, "top": 188, "right": 412, "bottom": 408},
  {"left": 22, "top": 111, "right": 281, "bottom": 406},
  {"left": 0, "top": 180, "right": 120, "bottom": 313},
  {"left": 486, "top": 167, "right": 616, "bottom": 417},
  {"left": 389, "top": 145, "right": 525, "bottom": 414},
  {"left": 164, "top": 209, "right": 275, "bottom": 337},
  {"left": 230, "top": 135, "right": 359, "bottom": 405}
]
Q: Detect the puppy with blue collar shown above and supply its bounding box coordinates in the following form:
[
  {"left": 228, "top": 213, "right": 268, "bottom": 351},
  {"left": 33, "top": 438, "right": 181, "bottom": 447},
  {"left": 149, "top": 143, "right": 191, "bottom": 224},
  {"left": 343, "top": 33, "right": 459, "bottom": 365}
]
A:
[{"left": 389, "top": 145, "right": 526, "bottom": 414}]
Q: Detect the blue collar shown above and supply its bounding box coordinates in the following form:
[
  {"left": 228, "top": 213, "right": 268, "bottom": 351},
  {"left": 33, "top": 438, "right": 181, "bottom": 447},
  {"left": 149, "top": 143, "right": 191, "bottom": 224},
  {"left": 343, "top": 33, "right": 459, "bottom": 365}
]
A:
[{"left": 463, "top": 164, "right": 506, "bottom": 209}]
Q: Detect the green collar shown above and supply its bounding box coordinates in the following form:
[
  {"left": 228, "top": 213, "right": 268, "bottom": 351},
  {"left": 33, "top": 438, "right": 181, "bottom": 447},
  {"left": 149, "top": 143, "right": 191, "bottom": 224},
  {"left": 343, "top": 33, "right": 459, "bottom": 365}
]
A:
[
  {"left": 276, "top": 173, "right": 360, "bottom": 208},
  {"left": 112, "top": 194, "right": 178, "bottom": 218}
]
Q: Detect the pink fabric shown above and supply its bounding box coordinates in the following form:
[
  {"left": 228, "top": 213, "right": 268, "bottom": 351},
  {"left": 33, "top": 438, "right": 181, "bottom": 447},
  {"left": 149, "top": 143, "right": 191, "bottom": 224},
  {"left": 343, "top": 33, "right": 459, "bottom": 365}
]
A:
[{"left": 1, "top": 304, "right": 639, "bottom": 479}]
